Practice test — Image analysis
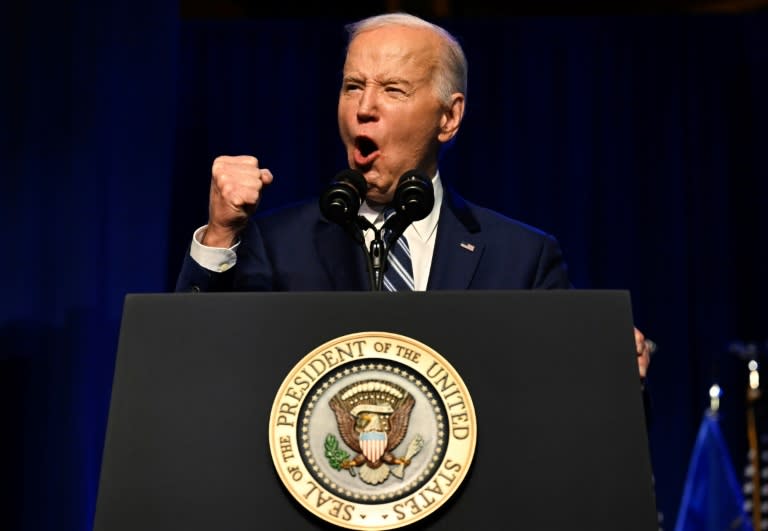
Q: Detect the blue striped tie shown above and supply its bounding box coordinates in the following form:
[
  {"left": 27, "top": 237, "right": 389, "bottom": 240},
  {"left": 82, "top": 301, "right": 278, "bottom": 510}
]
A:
[{"left": 382, "top": 207, "right": 414, "bottom": 291}]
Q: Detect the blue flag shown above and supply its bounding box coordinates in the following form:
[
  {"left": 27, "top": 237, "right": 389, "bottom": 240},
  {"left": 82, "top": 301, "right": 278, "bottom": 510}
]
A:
[{"left": 674, "top": 411, "right": 753, "bottom": 531}]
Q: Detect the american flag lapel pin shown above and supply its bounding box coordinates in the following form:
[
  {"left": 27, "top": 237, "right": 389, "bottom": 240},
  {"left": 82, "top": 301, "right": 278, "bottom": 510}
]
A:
[{"left": 459, "top": 241, "right": 475, "bottom": 252}]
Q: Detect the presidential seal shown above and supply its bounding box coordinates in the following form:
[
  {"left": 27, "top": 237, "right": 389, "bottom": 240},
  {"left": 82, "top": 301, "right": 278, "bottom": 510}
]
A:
[{"left": 269, "top": 331, "right": 477, "bottom": 530}]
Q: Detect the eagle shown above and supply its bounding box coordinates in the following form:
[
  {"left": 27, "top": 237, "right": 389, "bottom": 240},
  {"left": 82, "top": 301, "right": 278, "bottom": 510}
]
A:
[{"left": 328, "top": 384, "right": 415, "bottom": 473}]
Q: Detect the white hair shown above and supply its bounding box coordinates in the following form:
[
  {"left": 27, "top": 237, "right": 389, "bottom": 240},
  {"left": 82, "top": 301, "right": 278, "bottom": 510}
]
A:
[{"left": 345, "top": 12, "right": 468, "bottom": 105}]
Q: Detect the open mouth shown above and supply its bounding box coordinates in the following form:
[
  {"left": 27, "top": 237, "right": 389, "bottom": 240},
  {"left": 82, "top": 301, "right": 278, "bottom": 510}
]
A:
[
  {"left": 356, "top": 136, "right": 378, "bottom": 156},
  {"left": 354, "top": 136, "right": 380, "bottom": 167}
]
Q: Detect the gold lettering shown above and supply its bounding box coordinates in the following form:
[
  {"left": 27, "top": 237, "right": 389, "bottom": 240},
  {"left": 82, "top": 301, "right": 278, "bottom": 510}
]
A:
[
  {"left": 285, "top": 386, "right": 303, "bottom": 401},
  {"left": 341, "top": 503, "right": 354, "bottom": 521},
  {"left": 303, "top": 480, "right": 355, "bottom": 521},
  {"left": 442, "top": 387, "right": 461, "bottom": 400},
  {"left": 404, "top": 496, "right": 422, "bottom": 515},
  {"left": 328, "top": 499, "right": 348, "bottom": 519},
  {"left": 292, "top": 374, "right": 311, "bottom": 392},
  {"left": 452, "top": 426, "right": 470, "bottom": 440},
  {"left": 426, "top": 362, "right": 454, "bottom": 392},
  {"left": 275, "top": 401, "right": 298, "bottom": 427},
  {"left": 321, "top": 349, "right": 338, "bottom": 368},
  {"left": 301, "top": 367, "right": 318, "bottom": 383},
  {"left": 278, "top": 435, "right": 294, "bottom": 462},
  {"left": 308, "top": 358, "right": 327, "bottom": 376},
  {"left": 425, "top": 361, "right": 471, "bottom": 439},
  {"left": 303, "top": 480, "right": 319, "bottom": 499},
  {"left": 336, "top": 340, "right": 366, "bottom": 360},
  {"left": 422, "top": 478, "right": 444, "bottom": 496},
  {"left": 394, "top": 344, "right": 422, "bottom": 362},
  {"left": 451, "top": 412, "right": 468, "bottom": 424},
  {"left": 417, "top": 490, "right": 437, "bottom": 509},
  {"left": 448, "top": 401, "right": 470, "bottom": 439},
  {"left": 391, "top": 459, "right": 464, "bottom": 520},
  {"left": 443, "top": 459, "right": 462, "bottom": 474}
]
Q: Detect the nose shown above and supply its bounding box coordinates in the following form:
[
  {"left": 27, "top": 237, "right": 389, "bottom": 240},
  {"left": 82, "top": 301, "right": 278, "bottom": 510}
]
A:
[{"left": 357, "top": 85, "right": 378, "bottom": 122}]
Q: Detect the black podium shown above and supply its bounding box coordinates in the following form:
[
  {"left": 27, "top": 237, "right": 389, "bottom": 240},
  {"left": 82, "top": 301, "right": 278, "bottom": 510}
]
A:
[{"left": 93, "top": 290, "right": 658, "bottom": 530}]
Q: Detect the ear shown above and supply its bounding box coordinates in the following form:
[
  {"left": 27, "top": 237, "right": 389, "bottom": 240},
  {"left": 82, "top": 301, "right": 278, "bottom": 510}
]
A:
[{"left": 438, "top": 93, "right": 465, "bottom": 143}]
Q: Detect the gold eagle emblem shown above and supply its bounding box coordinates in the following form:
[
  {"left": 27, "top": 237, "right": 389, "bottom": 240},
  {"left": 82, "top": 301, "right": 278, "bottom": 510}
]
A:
[{"left": 327, "top": 379, "right": 423, "bottom": 485}]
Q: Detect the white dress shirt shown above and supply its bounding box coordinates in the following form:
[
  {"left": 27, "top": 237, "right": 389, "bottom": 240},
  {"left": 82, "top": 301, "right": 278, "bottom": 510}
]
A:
[{"left": 190, "top": 173, "right": 444, "bottom": 291}]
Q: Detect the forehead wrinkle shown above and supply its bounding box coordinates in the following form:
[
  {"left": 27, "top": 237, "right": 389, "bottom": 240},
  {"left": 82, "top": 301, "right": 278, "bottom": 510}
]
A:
[{"left": 346, "top": 28, "right": 441, "bottom": 86}]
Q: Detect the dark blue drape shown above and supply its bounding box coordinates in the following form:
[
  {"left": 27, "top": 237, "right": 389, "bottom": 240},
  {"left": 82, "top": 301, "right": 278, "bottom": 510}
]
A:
[
  {"left": 1, "top": 2, "right": 178, "bottom": 530},
  {"left": 2, "top": 7, "right": 766, "bottom": 530}
]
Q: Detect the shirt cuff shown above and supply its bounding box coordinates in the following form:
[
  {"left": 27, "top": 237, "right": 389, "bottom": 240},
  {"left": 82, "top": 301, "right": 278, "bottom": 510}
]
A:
[{"left": 190, "top": 225, "right": 240, "bottom": 273}]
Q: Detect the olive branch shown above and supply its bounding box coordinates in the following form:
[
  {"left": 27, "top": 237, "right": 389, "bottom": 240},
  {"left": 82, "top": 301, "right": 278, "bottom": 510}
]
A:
[{"left": 324, "top": 434, "right": 351, "bottom": 473}]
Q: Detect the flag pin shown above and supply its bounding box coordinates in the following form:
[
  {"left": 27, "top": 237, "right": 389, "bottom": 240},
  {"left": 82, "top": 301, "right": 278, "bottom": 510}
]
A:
[{"left": 459, "top": 242, "right": 475, "bottom": 252}]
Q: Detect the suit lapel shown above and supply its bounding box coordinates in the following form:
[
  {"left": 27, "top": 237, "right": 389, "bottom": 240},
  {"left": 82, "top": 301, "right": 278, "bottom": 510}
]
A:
[
  {"left": 428, "top": 187, "right": 484, "bottom": 289},
  {"left": 315, "top": 219, "right": 369, "bottom": 290}
]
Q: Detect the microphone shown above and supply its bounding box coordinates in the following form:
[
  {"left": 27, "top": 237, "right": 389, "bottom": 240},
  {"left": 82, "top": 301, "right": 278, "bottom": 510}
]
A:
[
  {"left": 319, "top": 169, "right": 367, "bottom": 225},
  {"left": 318, "top": 168, "right": 377, "bottom": 290},
  {"left": 381, "top": 169, "right": 434, "bottom": 241},
  {"left": 391, "top": 169, "right": 434, "bottom": 222}
]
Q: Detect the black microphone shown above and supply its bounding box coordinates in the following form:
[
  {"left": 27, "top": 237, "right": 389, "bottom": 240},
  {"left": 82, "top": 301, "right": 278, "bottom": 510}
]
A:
[
  {"left": 319, "top": 169, "right": 367, "bottom": 225},
  {"left": 391, "top": 169, "right": 434, "bottom": 222},
  {"left": 319, "top": 169, "right": 378, "bottom": 290}
]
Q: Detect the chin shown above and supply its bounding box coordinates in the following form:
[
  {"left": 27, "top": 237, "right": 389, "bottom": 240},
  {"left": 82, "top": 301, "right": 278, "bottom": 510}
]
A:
[{"left": 364, "top": 194, "right": 387, "bottom": 207}]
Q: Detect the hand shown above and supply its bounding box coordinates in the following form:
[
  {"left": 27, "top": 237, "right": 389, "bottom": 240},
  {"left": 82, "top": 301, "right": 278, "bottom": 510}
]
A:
[
  {"left": 634, "top": 327, "right": 656, "bottom": 380},
  {"left": 203, "top": 155, "right": 274, "bottom": 247}
]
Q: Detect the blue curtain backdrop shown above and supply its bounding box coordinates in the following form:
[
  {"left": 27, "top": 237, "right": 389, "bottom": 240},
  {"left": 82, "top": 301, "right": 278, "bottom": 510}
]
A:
[{"left": 2, "top": 4, "right": 767, "bottom": 531}]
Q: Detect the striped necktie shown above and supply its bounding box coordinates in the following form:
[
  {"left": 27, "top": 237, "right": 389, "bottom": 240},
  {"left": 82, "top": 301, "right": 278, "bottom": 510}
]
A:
[{"left": 382, "top": 207, "right": 414, "bottom": 291}]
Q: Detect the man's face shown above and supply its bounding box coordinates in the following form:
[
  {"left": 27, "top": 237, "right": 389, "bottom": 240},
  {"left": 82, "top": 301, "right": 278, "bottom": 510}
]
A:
[{"left": 337, "top": 25, "right": 450, "bottom": 206}]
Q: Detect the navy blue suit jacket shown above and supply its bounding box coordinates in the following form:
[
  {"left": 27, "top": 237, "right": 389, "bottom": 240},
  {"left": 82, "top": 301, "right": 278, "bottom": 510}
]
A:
[{"left": 175, "top": 186, "right": 572, "bottom": 292}]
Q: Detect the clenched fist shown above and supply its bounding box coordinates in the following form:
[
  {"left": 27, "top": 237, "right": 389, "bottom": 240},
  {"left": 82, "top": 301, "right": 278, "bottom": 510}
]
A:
[
  {"left": 203, "top": 155, "right": 274, "bottom": 247},
  {"left": 634, "top": 327, "right": 655, "bottom": 380}
]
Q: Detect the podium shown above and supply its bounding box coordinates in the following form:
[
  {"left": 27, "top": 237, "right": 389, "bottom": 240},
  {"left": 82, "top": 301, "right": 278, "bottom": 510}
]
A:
[{"left": 93, "top": 290, "right": 658, "bottom": 530}]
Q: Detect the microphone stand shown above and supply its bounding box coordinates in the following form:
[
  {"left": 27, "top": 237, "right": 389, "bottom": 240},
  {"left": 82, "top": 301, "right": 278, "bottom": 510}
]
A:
[
  {"left": 353, "top": 216, "right": 386, "bottom": 291},
  {"left": 357, "top": 213, "right": 409, "bottom": 291},
  {"left": 338, "top": 212, "right": 401, "bottom": 292}
]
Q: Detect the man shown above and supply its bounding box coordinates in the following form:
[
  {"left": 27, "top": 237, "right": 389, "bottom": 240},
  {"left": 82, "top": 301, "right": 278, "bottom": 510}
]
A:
[{"left": 175, "top": 12, "right": 654, "bottom": 377}]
